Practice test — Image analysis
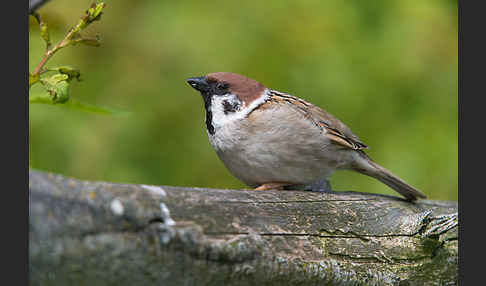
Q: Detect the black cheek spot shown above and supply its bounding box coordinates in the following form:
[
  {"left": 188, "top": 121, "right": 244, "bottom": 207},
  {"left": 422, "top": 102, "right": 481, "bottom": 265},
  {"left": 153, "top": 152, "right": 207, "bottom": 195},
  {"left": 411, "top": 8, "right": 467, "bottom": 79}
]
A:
[
  {"left": 222, "top": 100, "right": 239, "bottom": 115},
  {"left": 222, "top": 101, "right": 233, "bottom": 115}
]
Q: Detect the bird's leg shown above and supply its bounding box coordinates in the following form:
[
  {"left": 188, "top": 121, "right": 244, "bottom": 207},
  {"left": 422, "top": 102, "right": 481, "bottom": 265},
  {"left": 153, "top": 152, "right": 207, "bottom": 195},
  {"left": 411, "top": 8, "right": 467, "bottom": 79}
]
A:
[{"left": 254, "top": 182, "right": 290, "bottom": 191}]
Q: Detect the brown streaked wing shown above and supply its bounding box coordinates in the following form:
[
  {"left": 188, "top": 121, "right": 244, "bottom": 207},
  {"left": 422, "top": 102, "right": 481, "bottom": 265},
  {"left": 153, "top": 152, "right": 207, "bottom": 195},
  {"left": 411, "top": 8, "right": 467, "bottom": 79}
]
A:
[{"left": 267, "top": 90, "right": 368, "bottom": 150}]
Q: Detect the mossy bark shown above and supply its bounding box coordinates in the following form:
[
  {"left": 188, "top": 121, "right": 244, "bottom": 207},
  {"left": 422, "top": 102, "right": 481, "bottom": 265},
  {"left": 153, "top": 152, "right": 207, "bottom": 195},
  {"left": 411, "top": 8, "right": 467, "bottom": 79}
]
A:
[{"left": 29, "top": 170, "right": 457, "bottom": 286}]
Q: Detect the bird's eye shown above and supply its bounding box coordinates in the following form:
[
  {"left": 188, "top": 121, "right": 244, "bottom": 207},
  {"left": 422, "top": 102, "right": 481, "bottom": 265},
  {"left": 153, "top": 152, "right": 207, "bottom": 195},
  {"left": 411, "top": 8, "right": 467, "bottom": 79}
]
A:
[{"left": 216, "top": 83, "right": 227, "bottom": 90}]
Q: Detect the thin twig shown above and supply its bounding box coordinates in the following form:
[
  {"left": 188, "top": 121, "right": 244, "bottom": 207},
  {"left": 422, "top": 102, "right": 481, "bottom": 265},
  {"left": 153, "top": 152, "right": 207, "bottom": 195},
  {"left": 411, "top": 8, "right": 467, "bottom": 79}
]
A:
[
  {"left": 31, "top": 3, "right": 103, "bottom": 77},
  {"left": 29, "top": 0, "right": 53, "bottom": 14}
]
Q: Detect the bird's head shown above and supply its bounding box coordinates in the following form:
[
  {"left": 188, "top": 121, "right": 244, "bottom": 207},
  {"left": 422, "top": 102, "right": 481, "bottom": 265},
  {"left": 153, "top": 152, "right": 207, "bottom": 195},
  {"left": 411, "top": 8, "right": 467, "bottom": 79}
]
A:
[
  {"left": 186, "top": 72, "right": 266, "bottom": 107},
  {"left": 186, "top": 72, "right": 269, "bottom": 135}
]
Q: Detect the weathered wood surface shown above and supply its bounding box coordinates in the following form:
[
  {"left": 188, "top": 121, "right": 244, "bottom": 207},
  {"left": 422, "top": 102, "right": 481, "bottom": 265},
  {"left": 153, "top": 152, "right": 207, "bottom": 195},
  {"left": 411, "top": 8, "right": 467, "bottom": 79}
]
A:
[{"left": 29, "top": 169, "right": 458, "bottom": 286}]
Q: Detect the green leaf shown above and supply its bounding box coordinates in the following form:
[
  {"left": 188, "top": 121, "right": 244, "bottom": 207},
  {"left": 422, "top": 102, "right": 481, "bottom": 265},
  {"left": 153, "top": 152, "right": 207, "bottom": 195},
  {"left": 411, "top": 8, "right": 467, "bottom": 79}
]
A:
[
  {"left": 52, "top": 80, "right": 70, "bottom": 103},
  {"left": 62, "top": 99, "right": 130, "bottom": 116},
  {"left": 90, "top": 2, "right": 106, "bottom": 20},
  {"left": 29, "top": 93, "right": 130, "bottom": 117},
  {"left": 72, "top": 36, "right": 101, "bottom": 47},
  {"left": 40, "top": 74, "right": 70, "bottom": 103},
  {"left": 86, "top": 2, "right": 106, "bottom": 24},
  {"left": 29, "top": 92, "right": 53, "bottom": 104},
  {"left": 41, "top": 73, "right": 69, "bottom": 85},
  {"left": 75, "top": 2, "right": 106, "bottom": 32},
  {"left": 49, "top": 66, "right": 81, "bottom": 82}
]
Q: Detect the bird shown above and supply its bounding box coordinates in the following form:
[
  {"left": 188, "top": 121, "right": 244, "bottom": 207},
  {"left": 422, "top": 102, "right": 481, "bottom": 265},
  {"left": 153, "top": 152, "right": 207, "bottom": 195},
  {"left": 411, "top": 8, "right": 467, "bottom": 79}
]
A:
[{"left": 186, "top": 72, "right": 426, "bottom": 201}]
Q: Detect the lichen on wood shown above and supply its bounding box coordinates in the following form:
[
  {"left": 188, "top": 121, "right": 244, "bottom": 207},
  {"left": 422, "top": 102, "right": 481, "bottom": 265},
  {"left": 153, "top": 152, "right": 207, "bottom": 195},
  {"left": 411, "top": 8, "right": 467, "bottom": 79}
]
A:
[{"left": 29, "top": 170, "right": 457, "bottom": 286}]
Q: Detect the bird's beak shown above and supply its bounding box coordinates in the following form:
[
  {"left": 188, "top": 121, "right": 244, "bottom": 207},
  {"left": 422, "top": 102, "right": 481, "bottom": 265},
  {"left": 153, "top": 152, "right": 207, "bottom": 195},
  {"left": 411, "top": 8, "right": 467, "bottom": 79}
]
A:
[{"left": 186, "top": 76, "right": 209, "bottom": 93}]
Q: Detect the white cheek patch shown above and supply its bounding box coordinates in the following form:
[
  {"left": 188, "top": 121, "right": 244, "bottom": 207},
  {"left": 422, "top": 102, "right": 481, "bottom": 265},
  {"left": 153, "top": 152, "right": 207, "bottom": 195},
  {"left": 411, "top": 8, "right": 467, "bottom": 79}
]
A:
[
  {"left": 210, "top": 94, "right": 243, "bottom": 128},
  {"left": 210, "top": 90, "right": 270, "bottom": 130}
]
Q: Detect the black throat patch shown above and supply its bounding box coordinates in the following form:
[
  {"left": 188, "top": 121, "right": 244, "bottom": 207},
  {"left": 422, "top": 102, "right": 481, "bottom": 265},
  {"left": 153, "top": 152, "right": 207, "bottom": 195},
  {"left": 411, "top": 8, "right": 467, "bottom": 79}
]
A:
[{"left": 203, "top": 95, "right": 215, "bottom": 135}]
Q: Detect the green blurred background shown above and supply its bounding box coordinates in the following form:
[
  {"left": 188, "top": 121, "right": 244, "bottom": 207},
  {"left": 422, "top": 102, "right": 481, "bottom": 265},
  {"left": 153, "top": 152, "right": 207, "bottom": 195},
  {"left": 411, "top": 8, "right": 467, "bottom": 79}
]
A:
[{"left": 29, "top": 0, "right": 458, "bottom": 201}]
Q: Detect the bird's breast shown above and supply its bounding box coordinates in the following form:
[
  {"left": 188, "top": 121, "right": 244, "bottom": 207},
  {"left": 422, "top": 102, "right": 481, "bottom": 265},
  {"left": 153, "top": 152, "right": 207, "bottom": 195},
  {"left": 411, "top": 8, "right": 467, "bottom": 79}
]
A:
[{"left": 206, "top": 105, "right": 349, "bottom": 186}]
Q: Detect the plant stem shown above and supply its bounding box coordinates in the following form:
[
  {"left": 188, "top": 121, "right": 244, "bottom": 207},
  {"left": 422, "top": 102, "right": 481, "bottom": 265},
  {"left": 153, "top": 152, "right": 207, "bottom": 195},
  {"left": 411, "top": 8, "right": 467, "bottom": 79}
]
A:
[
  {"left": 32, "top": 29, "right": 75, "bottom": 76},
  {"left": 30, "top": 2, "right": 105, "bottom": 89},
  {"left": 31, "top": 10, "right": 88, "bottom": 77},
  {"left": 33, "top": 52, "right": 52, "bottom": 76}
]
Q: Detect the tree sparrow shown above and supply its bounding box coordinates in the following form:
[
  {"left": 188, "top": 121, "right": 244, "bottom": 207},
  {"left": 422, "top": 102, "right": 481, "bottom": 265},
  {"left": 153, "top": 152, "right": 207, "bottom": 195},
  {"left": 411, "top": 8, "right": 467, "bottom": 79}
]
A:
[{"left": 186, "top": 72, "right": 426, "bottom": 201}]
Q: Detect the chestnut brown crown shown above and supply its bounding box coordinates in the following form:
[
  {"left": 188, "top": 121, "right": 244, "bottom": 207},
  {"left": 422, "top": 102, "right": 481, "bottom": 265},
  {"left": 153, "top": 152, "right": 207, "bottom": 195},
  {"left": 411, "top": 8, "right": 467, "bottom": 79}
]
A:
[{"left": 187, "top": 72, "right": 266, "bottom": 105}]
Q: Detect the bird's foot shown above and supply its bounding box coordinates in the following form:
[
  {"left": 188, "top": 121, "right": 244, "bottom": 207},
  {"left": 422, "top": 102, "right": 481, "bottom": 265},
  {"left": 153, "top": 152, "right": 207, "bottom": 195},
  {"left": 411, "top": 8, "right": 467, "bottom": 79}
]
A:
[
  {"left": 283, "top": 179, "right": 333, "bottom": 193},
  {"left": 254, "top": 182, "right": 290, "bottom": 191},
  {"left": 304, "top": 179, "right": 333, "bottom": 193}
]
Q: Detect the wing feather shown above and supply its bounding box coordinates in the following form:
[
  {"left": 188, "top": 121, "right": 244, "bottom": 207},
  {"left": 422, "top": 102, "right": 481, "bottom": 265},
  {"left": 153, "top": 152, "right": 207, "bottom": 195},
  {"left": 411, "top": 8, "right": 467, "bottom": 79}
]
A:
[{"left": 268, "top": 90, "right": 368, "bottom": 150}]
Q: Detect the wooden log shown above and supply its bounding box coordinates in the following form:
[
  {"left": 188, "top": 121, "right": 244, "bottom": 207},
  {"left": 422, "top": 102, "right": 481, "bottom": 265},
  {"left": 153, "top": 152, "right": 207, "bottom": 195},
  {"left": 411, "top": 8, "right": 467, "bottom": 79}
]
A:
[{"left": 29, "top": 170, "right": 458, "bottom": 286}]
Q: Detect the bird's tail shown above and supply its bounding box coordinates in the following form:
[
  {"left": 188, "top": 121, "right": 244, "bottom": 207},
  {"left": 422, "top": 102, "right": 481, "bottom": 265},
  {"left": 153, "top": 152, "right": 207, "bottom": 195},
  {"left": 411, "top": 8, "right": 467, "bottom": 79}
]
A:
[{"left": 352, "top": 152, "right": 426, "bottom": 201}]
